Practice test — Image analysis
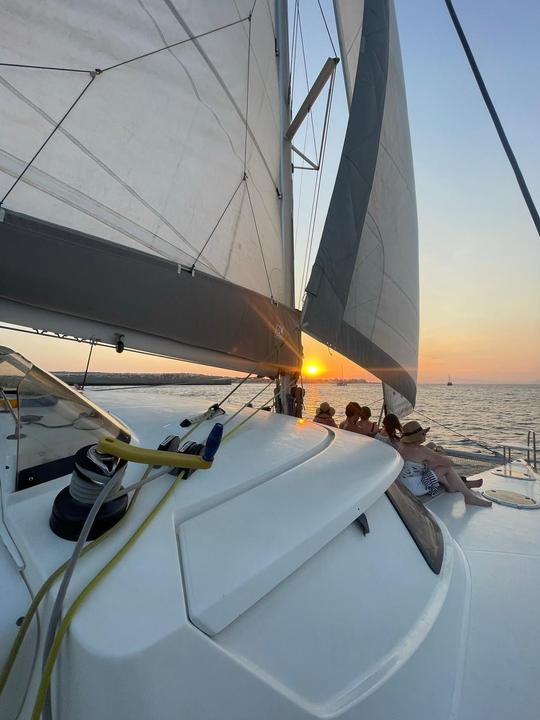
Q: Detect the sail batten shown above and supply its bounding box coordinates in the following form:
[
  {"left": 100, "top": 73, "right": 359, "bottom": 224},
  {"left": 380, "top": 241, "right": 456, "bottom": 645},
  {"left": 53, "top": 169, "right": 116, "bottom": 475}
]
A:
[{"left": 303, "top": 0, "right": 419, "bottom": 412}]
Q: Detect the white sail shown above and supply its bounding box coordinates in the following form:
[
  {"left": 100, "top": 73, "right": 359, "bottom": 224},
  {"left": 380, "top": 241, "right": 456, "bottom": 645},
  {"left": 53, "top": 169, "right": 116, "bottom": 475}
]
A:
[
  {"left": 332, "top": 0, "right": 365, "bottom": 106},
  {"left": 0, "top": 0, "right": 300, "bottom": 375},
  {"left": 303, "top": 0, "right": 419, "bottom": 412}
]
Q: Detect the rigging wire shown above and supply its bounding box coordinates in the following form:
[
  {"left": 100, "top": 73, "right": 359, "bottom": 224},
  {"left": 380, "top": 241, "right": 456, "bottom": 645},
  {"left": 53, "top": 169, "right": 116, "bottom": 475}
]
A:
[
  {"left": 316, "top": 0, "right": 338, "bottom": 56},
  {"left": 0, "top": 74, "right": 95, "bottom": 207},
  {"left": 80, "top": 340, "right": 96, "bottom": 390},
  {"left": 0, "top": 13, "right": 253, "bottom": 264},
  {"left": 293, "top": 121, "right": 310, "bottom": 259},
  {"left": 413, "top": 407, "right": 501, "bottom": 455},
  {"left": 290, "top": 0, "right": 300, "bottom": 101},
  {"left": 443, "top": 0, "right": 540, "bottom": 237},
  {"left": 298, "top": 68, "right": 335, "bottom": 305},
  {"left": 0, "top": 62, "right": 91, "bottom": 74},
  {"left": 215, "top": 372, "right": 255, "bottom": 406},
  {"left": 297, "top": 6, "right": 319, "bottom": 163},
  {"left": 190, "top": 177, "right": 244, "bottom": 272},
  {"left": 100, "top": 16, "right": 249, "bottom": 73},
  {"left": 245, "top": 180, "right": 275, "bottom": 301},
  {"left": 186, "top": 6, "right": 272, "bottom": 297}
]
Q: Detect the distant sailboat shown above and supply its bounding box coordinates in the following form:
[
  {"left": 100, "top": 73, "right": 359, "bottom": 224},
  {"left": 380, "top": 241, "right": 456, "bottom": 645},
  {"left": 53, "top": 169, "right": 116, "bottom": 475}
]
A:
[
  {"left": 447, "top": 375, "right": 453, "bottom": 386},
  {"left": 336, "top": 364, "right": 348, "bottom": 386}
]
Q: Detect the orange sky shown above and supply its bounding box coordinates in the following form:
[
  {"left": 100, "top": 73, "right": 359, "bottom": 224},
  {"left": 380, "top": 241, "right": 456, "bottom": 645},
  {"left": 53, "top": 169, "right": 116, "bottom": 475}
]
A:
[{"left": 1, "top": 323, "right": 538, "bottom": 384}]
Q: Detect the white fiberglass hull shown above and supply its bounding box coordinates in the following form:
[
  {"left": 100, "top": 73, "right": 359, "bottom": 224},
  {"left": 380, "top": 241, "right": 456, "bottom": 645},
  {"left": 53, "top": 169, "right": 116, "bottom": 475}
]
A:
[{"left": 1, "top": 389, "right": 539, "bottom": 720}]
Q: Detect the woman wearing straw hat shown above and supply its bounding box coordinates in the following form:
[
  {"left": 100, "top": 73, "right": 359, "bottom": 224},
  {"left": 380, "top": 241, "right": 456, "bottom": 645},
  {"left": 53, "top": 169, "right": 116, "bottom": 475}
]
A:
[
  {"left": 398, "top": 421, "right": 491, "bottom": 507},
  {"left": 313, "top": 402, "right": 337, "bottom": 428}
]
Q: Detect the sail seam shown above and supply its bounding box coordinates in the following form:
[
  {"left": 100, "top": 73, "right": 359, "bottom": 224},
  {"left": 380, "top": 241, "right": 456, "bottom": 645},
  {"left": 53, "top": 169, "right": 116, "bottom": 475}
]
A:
[
  {"left": 382, "top": 271, "right": 419, "bottom": 316},
  {"left": 378, "top": 139, "right": 414, "bottom": 194}
]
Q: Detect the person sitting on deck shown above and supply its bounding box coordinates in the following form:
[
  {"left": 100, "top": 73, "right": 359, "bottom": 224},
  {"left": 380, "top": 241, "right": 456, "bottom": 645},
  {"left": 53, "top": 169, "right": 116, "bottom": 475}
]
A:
[
  {"left": 313, "top": 402, "right": 337, "bottom": 427},
  {"left": 339, "top": 402, "right": 363, "bottom": 433},
  {"left": 356, "top": 406, "right": 379, "bottom": 437},
  {"left": 375, "top": 414, "right": 402, "bottom": 449},
  {"left": 398, "top": 421, "right": 491, "bottom": 507}
]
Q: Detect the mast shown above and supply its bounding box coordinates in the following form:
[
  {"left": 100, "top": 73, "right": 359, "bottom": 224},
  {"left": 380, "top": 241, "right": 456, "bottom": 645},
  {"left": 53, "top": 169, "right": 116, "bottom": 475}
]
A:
[
  {"left": 276, "top": 0, "right": 301, "bottom": 415},
  {"left": 276, "top": 0, "right": 294, "bottom": 306}
]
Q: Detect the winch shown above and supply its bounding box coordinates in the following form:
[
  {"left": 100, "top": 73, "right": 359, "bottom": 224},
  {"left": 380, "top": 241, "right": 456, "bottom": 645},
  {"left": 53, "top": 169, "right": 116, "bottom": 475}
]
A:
[{"left": 49, "top": 443, "right": 128, "bottom": 541}]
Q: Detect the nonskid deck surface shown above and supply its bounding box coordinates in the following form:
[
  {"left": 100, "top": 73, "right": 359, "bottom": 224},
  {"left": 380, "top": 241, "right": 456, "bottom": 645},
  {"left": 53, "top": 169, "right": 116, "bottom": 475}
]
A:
[{"left": 425, "top": 463, "right": 540, "bottom": 720}]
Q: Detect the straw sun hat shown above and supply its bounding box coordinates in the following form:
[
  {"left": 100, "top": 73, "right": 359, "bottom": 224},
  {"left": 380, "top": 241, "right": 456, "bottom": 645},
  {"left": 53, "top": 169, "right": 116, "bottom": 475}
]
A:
[
  {"left": 400, "top": 420, "right": 430, "bottom": 444},
  {"left": 317, "top": 401, "right": 335, "bottom": 416}
]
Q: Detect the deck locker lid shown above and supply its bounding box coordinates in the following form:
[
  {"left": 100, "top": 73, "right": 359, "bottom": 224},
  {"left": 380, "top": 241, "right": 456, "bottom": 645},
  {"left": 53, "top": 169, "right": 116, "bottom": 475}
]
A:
[{"left": 178, "top": 431, "right": 401, "bottom": 635}]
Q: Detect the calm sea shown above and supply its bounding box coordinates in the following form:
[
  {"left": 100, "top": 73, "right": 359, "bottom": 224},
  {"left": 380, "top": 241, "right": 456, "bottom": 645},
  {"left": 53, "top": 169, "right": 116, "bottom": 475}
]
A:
[{"left": 111, "top": 382, "right": 540, "bottom": 455}]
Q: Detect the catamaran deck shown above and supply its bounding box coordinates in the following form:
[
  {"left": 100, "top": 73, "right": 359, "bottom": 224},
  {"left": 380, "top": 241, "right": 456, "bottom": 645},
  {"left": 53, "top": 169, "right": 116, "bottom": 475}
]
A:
[
  {"left": 2, "top": 387, "right": 540, "bottom": 720},
  {"left": 425, "top": 461, "right": 540, "bottom": 720}
]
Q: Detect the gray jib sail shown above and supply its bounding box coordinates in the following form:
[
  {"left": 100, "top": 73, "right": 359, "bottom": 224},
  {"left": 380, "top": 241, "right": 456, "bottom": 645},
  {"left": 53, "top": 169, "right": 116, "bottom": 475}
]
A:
[
  {"left": 302, "top": 0, "right": 419, "bottom": 411},
  {"left": 0, "top": 0, "right": 300, "bottom": 376}
]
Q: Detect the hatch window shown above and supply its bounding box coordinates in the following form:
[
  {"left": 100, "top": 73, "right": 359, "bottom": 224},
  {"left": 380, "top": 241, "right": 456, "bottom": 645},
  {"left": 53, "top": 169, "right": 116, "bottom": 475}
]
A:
[
  {"left": 386, "top": 481, "right": 444, "bottom": 574},
  {"left": 0, "top": 347, "right": 130, "bottom": 491}
]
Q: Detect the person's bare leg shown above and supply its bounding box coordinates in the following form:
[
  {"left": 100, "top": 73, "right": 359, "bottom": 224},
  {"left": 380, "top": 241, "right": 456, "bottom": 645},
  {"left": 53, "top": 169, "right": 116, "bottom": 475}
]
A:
[
  {"left": 434, "top": 466, "right": 491, "bottom": 506},
  {"left": 465, "top": 478, "right": 483, "bottom": 488}
]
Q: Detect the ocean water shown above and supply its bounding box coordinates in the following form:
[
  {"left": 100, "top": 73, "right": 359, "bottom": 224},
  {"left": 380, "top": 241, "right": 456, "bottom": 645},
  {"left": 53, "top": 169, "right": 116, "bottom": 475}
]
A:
[{"left": 111, "top": 382, "right": 540, "bottom": 455}]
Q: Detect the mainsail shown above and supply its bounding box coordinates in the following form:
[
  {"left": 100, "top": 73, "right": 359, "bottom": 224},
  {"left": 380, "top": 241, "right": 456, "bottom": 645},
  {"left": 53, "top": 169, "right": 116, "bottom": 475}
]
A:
[
  {"left": 0, "top": 1, "right": 300, "bottom": 377},
  {"left": 302, "top": 0, "right": 419, "bottom": 413}
]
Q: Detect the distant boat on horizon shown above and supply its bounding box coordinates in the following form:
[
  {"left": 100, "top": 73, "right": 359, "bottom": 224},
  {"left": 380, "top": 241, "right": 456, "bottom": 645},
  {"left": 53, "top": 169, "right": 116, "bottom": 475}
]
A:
[
  {"left": 447, "top": 375, "right": 453, "bottom": 386},
  {"left": 336, "top": 364, "right": 348, "bottom": 386}
]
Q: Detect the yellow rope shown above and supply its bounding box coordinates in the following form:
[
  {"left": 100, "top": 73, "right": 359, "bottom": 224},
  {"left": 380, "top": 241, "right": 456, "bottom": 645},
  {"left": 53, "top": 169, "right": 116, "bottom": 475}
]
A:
[
  {"left": 0, "top": 478, "right": 146, "bottom": 696},
  {"left": 2, "top": 404, "right": 268, "bottom": 716},
  {"left": 0, "top": 420, "right": 204, "bottom": 698},
  {"left": 30, "top": 473, "right": 184, "bottom": 720}
]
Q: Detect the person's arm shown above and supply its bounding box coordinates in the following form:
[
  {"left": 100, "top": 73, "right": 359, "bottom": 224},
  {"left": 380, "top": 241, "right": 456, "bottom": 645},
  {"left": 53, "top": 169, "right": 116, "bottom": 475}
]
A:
[{"left": 420, "top": 445, "right": 452, "bottom": 469}]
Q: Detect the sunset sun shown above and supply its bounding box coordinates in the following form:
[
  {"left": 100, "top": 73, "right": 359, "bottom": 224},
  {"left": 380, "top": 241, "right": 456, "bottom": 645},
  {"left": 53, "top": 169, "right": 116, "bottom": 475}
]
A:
[{"left": 304, "top": 363, "right": 321, "bottom": 377}]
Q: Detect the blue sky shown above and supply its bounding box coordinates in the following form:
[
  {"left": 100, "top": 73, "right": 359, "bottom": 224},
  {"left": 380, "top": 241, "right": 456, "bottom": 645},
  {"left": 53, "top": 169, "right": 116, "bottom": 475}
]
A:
[{"left": 294, "top": 0, "right": 540, "bottom": 382}]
